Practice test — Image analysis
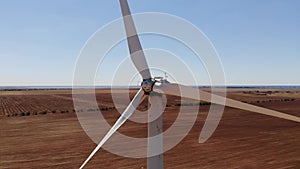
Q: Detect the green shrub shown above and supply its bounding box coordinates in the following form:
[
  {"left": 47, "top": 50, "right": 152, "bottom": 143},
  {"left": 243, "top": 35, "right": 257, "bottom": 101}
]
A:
[
  {"left": 100, "top": 107, "right": 109, "bottom": 111},
  {"left": 60, "top": 110, "right": 69, "bottom": 114},
  {"left": 39, "top": 111, "right": 48, "bottom": 115},
  {"left": 200, "top": 102, "right": 211, "bottom": 106},
  {"left": 87, "top": 108, "right": 95, "bottom": 112}
]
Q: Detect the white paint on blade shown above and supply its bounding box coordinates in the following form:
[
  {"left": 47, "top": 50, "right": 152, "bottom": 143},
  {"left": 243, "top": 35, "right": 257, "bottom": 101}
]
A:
[{"left": 80, "top": 88, "right": 144, "bottom": 169}]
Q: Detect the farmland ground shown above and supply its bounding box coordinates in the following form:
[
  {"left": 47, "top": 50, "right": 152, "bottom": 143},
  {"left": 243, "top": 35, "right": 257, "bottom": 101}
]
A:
[{"left": 0, "top": 88, "right": 300, "bottom": 168}]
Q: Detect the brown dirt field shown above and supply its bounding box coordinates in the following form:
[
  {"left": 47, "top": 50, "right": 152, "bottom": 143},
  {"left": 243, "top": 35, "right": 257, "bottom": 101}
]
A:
[{"left": 0, "top": 88, "right": 300, "bottom": 169}]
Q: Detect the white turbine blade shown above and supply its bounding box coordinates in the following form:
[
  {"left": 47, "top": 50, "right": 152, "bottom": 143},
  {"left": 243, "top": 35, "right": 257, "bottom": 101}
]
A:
[
  {"left": 80, "top": 88, "right": 146, "bottom": 169},
  {"left": 119, "top": 0, "right": 151, "bottom": 80},
  {"left": 154, "top": 83, "right": 300, "bottom": 123}
]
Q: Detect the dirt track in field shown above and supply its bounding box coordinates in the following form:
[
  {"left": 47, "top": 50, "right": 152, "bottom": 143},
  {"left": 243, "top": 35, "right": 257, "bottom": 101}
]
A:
[{"left": 1, "top": 88, "right": 300, "bottom": 168}]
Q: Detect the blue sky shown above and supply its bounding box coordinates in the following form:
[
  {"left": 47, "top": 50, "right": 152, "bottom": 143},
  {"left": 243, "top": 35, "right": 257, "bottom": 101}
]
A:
[{"left": 0, "top": 0, "right": 299, "bottom": 86}]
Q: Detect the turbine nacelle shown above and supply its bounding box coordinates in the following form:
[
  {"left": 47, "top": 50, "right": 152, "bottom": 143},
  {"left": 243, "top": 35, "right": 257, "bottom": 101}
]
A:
[{"left": 141, "top": 77, "right": 170, "bottom": 94}]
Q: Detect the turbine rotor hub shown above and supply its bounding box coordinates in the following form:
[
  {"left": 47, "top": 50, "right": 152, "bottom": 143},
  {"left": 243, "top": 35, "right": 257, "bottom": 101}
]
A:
[{"left": 141, "top": 78, "right": 155, "bottom": 94}]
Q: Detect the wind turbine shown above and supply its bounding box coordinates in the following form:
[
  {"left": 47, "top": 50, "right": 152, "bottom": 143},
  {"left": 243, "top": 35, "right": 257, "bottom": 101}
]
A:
[{"left": 79, "top": 0, "right": 300, "bottom": 168}]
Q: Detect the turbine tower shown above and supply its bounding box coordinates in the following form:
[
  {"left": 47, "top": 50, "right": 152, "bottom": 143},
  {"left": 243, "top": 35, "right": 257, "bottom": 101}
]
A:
[{"left": 79, "top": 1, "right": 300, "bottom": 168}]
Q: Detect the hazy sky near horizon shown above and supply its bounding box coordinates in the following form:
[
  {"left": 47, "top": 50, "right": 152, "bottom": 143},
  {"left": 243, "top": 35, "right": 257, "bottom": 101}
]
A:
[{"left": 0, "top": 0, "right": 299, "bottom": 86}]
